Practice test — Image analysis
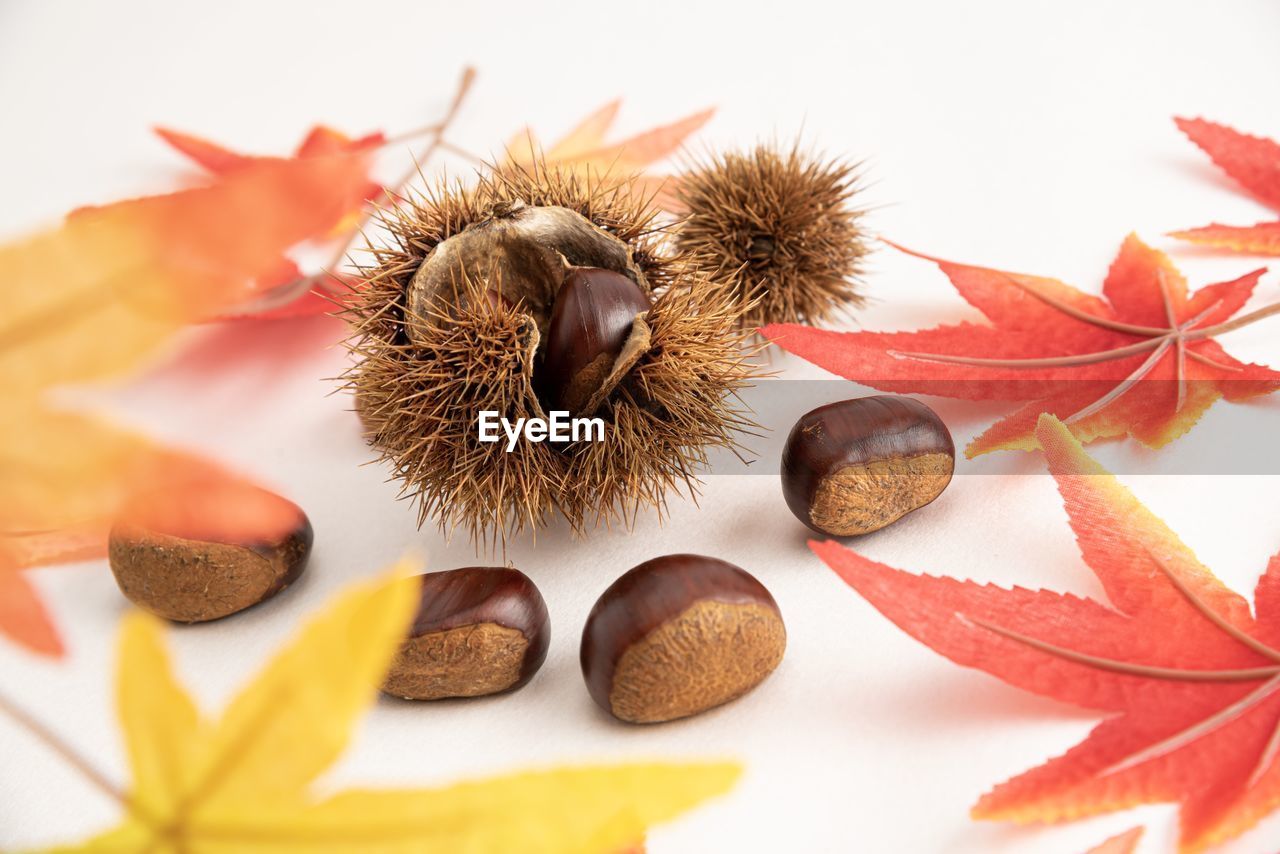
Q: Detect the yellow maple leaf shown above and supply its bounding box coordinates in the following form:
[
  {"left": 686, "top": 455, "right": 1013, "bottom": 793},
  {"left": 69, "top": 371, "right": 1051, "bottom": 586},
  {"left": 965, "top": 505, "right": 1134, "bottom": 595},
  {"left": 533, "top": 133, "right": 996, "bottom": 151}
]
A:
[
  {"left": 26, "top": 564, "right": 740, "bottom": 853},
  {"left": 505, "top": 102, "right": 714, "bottom": 209}
]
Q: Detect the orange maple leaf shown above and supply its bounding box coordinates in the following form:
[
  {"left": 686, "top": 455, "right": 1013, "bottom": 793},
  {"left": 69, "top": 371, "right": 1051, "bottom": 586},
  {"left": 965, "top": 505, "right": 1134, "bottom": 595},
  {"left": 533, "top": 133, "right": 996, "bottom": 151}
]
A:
[
  {"left": 1085, "top": 827, "right": 1144, "bottom": 854},
  {"left": 506, "top": 101, "right": 714, "bottom": 209},
  {"left": 153, "top": 124, "right": 385, "bottom": 317},
  {"left": 814, "top": 414, "right": 1280, "bottom": 853},
  {"left": 764, "top": 234, "right": 1280, "bottom": 455},
  {"left": 3, "top": 149, "right": 375, "bottom": 395},
  {"left": 1171, "top": 117, "right": 1280, "bottom": 255},
  {"left": 156, "top": 123, "right": 383, "bottom": 203}
]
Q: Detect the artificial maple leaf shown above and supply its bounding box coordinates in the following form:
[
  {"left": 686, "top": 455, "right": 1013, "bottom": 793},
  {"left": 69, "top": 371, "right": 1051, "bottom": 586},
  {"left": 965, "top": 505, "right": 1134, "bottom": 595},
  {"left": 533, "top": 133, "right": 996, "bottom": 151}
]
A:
[
  {"left": 0, "top": 150, "right": 372, "bottom": 650},
  {"left": 155, "top": 123, "right": 384, "bottom": 208},
  {"left": 0, "top": 523, "right": 104, "bottom": 656},
  {"left": 25, "top": 567, "right": 739, "bottom": 853},
  {"left": 0, "top": 568, "right": 64, "bottom": 656},
  {"left": 2, "top": 149, "right": 373, "bottom": 397},
  {"left": 1171, "top": 118, "right": 1280, "bottom": 255},
  {"left": 0, "top": 76, "right": 476, "bottom": 655},
  {"left": 0, "top": 147, "right": 369, "bottom": 651},
  {"left": 812, "top": 413, "right": 1280, "bottom": 852},
  {"left": 155, "top": 124, "right": 385, "bottom": 317},
  {"left": 506, "top": 101, "right": 714, "bottom": 209},
  {"left": 764, "top": 234, "right": 1280, "bottom": 456},
  {"left": 1086, "top": 827, "right": 1144, "bottom": 854}
]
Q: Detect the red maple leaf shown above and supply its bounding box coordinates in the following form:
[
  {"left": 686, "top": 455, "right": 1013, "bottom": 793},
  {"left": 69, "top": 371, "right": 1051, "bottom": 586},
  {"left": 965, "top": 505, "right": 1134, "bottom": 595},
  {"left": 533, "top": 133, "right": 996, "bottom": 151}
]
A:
[
  {"left": 763, "top": 234, "right": 1280, "bottom": 456},
  {"left": 1172, "top": 118, "right": 1280, "bottom": 255},
  {"left": 813, "top": 414, "right": 1280, "bottom": 852}
]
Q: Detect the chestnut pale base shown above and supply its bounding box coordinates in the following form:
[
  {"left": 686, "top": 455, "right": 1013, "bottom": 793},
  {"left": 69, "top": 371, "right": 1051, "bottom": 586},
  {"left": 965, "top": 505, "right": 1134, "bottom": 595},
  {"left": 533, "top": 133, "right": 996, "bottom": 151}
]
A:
[
  {"left": 108, "top": 523, "right": 311, "bottom": 623},
  {"left": 608, "top": 600, "right": 786, "bottom": 724},
  {"left": 382, "top": 622, "right": 530, "bottom": 700},
  {"left": 810, "top": 451, "right": 953, "bottom": 536}
]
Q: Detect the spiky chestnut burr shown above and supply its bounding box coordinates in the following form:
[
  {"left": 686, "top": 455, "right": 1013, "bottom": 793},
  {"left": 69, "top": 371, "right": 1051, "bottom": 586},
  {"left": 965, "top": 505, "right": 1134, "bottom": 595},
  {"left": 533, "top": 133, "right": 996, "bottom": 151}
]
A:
[
  {"left": 344, "top": 161, "right": 759, "bottom": 548},
  {"left": 674, "top": 143, "right": 869, "bottom": 327}
]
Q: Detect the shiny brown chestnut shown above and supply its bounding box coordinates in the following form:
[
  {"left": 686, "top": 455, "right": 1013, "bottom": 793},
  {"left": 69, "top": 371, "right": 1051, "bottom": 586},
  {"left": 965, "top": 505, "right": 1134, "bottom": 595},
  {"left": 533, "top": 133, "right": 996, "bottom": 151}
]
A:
[
  {"left": 108, "top": 483, "right": 312, "bottom": 623},
  {"left": 539, "top": 266, "right": 651, "bottom": 416},
  {"left": 580, "top": 554, "right": 786, "bottom": 724},
  {"left": 382, "top": 567, "right": 550, "bottom": 700},
  {"left": 781, "top": 395, "right": 954, "bottom": 537}
]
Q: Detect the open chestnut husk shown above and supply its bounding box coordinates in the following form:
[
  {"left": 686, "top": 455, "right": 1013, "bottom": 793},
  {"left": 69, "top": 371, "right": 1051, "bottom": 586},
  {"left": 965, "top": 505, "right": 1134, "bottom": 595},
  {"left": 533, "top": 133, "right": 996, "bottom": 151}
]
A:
[
  {"left": 382, "top": 567, "right": 549, "bottom": 700},
  {"left": 781, "top": 395, "right": 954, "bottom": 536},
  {"left": 580, "top": 554, "right": 786, "bottom": 724},
  {"left": 346, "top": 162, "right": 759, "bottom": 547}
]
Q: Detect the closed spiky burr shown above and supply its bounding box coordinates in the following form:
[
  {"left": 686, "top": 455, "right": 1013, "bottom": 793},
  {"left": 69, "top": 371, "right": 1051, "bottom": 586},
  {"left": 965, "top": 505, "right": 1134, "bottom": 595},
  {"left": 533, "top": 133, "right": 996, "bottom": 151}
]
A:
[
  {"left": 344, "top": 161, "right": 758, "bottom": 549},
  {"left": 674, "top": 143, "right": 869, "bottom": 327}
]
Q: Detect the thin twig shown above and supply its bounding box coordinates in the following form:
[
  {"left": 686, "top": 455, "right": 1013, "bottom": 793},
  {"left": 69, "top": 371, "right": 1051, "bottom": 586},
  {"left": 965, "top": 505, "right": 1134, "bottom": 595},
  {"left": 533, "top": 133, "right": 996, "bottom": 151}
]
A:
[
  {"left": 379, "top": 120, "right": 445, "bottom": 147},
  {"left": 232, "top": 66, "right": 478, "bottom": 315},
  {"left": 438, "top": 139, "right": 488, "bottom": 165},
  {"left": 0, "top": 688, "right": 131, "bottom": 809},
  {"left": 321, "top": 65, "right": 477, "bottom": 285}
]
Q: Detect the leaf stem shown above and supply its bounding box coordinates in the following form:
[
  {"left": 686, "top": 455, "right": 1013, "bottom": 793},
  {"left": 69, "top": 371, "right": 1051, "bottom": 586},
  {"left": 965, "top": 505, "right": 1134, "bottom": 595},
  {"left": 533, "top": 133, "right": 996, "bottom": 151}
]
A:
[
  {"left": 1249, "top": 704, "right": 1280, "bottom": 788},
  {"left": 1098, "top": 674, "right": 1280, "bottom": 777},
  {"left": 1144, "top": 550, "right": 1280, "bottom": 663},
  {"left": 1064, "top": 337, "right": 1172, "bottom": 424},
  {"left": 1000, "top": 272, "right": 1168, "bottom": 337},
  {"left": 1187, "top": 349, "right": 1243, "bottom": 372},
  {"left": 1186, "top": 300, "right": 1280, "bottom": 340},
  {"left": 889, "top": 336, "right": 1166, "bottom": 369},
  {"left": 964, "top": 615, "right": 1280, "bottom": 682},
  {"left": 1155, "top": 271, "right": 1188, "bottom": 412}
]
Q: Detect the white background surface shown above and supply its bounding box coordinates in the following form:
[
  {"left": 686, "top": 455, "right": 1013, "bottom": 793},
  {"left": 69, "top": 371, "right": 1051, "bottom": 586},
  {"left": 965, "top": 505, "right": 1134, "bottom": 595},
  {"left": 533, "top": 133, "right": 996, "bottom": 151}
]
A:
[{"left": 3, "top": 1, "right": 1280, "bottom": 851}]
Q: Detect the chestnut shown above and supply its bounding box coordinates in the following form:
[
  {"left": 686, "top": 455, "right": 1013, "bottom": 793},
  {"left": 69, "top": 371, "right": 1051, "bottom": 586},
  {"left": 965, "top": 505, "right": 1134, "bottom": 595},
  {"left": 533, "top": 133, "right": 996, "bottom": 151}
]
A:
[
  {"left": 108, "top": 483, "right": 312, "bottom": 622},
  {"left": 382, "top": 567, "right": 550, "bottom": 700},
  {"left": 781, "top": 395, "right": 954, "bottom": 537},
  {"left": 580, "top": 554, "right": 785, "bottom": 724},
  {"left": 539, "top": 266, "right": 650, "bottom": 416}
]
